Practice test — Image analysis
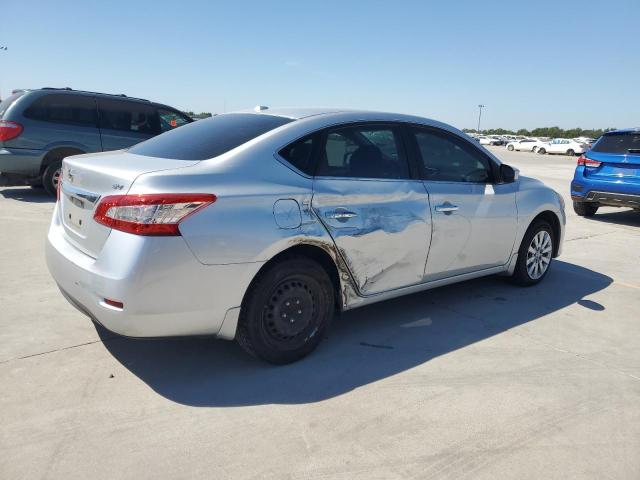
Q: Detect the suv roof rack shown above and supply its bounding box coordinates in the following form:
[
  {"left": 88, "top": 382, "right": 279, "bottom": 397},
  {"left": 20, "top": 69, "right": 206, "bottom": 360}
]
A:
[{"left": 40, "top": 87, "right": 150, "bottom": 103}]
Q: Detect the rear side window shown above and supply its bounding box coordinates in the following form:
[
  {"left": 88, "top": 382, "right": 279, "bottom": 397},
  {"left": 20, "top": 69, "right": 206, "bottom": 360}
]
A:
[
  {"left": 278, "top": 135, "right": 317, "bottom": 175},
  {"left": 592, "top": 133, "right": 640, "bottom": 154},
  {"left": 158, "top": 108, "right": 191, "bottom": 133},
  {"left": 24, "top": 94, "right": 98, "bottom": 127},
  {"left": 0, "top": 91, "right": 24, "bottom": 117},
  {"left": 316, "top": 125, "right": 409, "bottom": 179},
  {"left": 98, "top": 98, "right": 159, "bottom": 134},
  {"left": 129, "top": 113, "right": 293, "bottom": 160}
]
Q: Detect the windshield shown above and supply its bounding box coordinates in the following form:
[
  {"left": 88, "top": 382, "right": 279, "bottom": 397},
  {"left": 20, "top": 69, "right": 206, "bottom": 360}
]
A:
[
  {"left": 129, "top": 113, "right": 294, "bottom": 160},
  {"left": 591, "top": 132, "right": 640, "bottom": 155}
]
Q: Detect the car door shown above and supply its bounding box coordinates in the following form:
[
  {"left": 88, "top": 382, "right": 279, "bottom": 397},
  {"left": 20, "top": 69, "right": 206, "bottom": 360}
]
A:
[
  {"left": 311, "top": 123, "right": 432, "bottom": 295},
  {"left": 407, "top": 125, "right": 518, "bottom": 281},
  {"left": 97, "top": 98, "right": 160, "bottom": 151},
  {"left": 547, "top": 139, "right": 562, "bottom": 153}
]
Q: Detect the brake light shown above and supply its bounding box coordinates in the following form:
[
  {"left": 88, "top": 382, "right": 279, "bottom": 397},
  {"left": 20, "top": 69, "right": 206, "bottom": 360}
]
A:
[
  {"left": 577, "top": 155, "right": 601, "bottom": 168},
  {"left": 0, "top": 120, "right": 23, "bottom": 141},
  {"left": 94, "top": 193, "right": 216, "bottom": 236}
]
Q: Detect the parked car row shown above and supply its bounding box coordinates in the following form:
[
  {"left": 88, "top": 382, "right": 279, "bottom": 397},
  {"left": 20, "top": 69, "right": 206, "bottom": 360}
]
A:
[
  {"left": 506, "top": 137, "right": 590, "bottom": 156},
  {"left": 0, "top": 88, "right": 193, "bottom": 195}
]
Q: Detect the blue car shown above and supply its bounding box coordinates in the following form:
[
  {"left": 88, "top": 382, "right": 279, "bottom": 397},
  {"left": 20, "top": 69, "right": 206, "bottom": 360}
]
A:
[{"left": 571, "top": 128, "right": 640, "bottom": 216}]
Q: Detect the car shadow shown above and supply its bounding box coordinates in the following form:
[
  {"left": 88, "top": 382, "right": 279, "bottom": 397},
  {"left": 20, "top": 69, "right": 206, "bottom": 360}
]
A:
[
  {"left": 0, "top": 187, "right": 54, "bottom": 203},
  {"left": 589, "top": 209, "right": 640, "bottom": 227},
  {"left": 97, "top": 260, "right": 612, "bottom": 407}
]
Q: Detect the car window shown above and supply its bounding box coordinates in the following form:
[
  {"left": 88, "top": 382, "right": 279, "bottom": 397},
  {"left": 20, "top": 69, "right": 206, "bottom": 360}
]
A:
[
  {"left": 0, "top": 91, "right": 24, "bottom": 117},
  {"left": 316, "top": 125, "right": 409, "bottom": 179},
  {"left": 23, "top": 94, "right": 98, "bottom": 127},
  {"left": 97, "top": 98, "right": 159, "bottom": 134},
  {"left": 411, "top": 127, "right": 492, "bottom": 183},
  {"left": 592, "top": 132, "right": 640, "bottom": 154},
  {"left": 129, "top": 113, "right": 293, "bottom": 160},
  {"left": 158, "top": 108, "right": 191, "bottom": 133},
  {"left": 278, "top": 135, "right": 317, "bottom": 175}
]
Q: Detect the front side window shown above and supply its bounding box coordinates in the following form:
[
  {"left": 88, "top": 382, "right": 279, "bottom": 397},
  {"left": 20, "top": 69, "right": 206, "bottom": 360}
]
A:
[
  {"left": 411, "top": 127, "right": 492, "bottom": 183},
  {"left": 24, "top": 94, "right": 98, "bottom": 127},
  {"left": 98, "top": 98, "right": 159, "bottom": 134},
  {"left": 316, "top": 125, "right": 409, "bottom": 179},
  {"left": 158, "top": 108, "right": 191, "bottom": 133}
]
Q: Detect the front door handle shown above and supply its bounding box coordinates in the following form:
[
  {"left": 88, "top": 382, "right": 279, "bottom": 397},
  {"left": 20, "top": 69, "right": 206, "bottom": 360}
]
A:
[
  {"left": 325, "top": 208, "right": 358, "bottom": 223},
  {"left": 435, "top": 202, "right": 459, "bottom": 214}
]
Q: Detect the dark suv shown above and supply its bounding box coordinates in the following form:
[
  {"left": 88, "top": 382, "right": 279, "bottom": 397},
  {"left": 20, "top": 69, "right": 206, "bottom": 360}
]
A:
[{"left": 0, "top": 88, "right": 193, "bottom": 195}]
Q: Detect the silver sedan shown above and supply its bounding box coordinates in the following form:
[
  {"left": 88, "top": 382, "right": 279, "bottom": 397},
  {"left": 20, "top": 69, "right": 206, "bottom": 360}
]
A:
[{"left": 46, "top": 109, "right": 565, "bottom": 363}]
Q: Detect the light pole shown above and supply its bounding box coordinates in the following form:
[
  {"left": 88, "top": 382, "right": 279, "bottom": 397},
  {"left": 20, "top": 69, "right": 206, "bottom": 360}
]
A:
[{"left": 477, "top": 104, "right": 485, "bottom": 133}]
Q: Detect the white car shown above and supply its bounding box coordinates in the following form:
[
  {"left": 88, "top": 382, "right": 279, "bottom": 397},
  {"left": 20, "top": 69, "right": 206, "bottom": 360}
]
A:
[
  {"left": 537, "top": 139, "right": 585, "bottom": 156},
  {"left": 478, "top": 136, "right": 502, "bottom": 146},
  {"left": 506, "top": 139, "right": 544, "bottom": 152}
]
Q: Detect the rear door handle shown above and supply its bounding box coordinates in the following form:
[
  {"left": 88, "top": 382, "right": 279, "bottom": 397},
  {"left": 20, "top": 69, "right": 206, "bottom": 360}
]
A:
[
  {"left": 435, "top": 202, "right": 459, "bottom": 214},
  {"left": 325, "top": 208, "right": 358, "bottom": 223}
]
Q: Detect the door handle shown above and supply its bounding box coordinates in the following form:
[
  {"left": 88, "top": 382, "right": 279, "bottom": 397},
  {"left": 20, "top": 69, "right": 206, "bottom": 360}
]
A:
[
  {"left": 325, "top": 208, "right": 358, "bottom": 223},
  {"left": 435, "top": 203, "right": 459, "bottom": 214}
]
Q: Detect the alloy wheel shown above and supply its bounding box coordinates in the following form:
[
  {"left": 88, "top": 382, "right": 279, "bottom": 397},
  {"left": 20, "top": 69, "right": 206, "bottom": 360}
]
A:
[{"left": 526, "top": 230, "right": 552, "bottom": 280}]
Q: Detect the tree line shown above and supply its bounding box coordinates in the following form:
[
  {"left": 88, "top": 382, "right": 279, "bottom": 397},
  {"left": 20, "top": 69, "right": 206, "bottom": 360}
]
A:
[{"left": 462, "top": 127, "right": 616, "bottom": 138}]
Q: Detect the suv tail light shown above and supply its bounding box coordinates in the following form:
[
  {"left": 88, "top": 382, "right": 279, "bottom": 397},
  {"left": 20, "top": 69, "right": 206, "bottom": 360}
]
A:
[
  {"left": 577, "top": 155, "right": 601, "bottom": 168},
  {"left": 0, "top": 120, "right": 23, "bottom": 141},
  {"left": 94, "top": 193, "right": 216, "bottom": 236}
]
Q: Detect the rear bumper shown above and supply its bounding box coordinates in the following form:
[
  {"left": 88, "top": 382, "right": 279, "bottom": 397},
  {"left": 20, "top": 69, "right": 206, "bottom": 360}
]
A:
[
  {"left": 572, "top": 190, "right": 640, "bottom": 209},
  {"left": 45, "top": 203, "right": 263, "bottom": 338},
  {"left": 0, "top": 147, "right": 45, "bottom": 176}
]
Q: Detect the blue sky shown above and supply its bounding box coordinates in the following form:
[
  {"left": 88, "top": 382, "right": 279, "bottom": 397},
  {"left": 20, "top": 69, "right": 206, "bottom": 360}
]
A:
[{"left": 1, "top": 0, "right": 638, "bottom": 130}]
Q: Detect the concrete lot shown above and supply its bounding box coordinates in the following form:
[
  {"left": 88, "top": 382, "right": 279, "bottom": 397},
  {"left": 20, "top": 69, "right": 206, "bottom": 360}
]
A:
[{"left": 1, "top": 147, "right": 639, "bottom": 479}]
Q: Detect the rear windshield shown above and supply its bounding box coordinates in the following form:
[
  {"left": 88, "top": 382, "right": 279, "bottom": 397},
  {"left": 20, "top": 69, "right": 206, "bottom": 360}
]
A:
[
  {"left": 129, "top": 113, "right": 293, "bottom": 160},
  {"left": 0, "top": 91, "right": 25, "bottom": 117},
  {"left": 591, "top": 132, "right": 640, "bottom": 154}
]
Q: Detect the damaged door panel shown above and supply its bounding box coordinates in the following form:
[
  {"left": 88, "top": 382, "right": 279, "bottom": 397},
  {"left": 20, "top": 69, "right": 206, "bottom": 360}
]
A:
[{"left": 312, "top": 179, "right": 432, "bottom": 294}]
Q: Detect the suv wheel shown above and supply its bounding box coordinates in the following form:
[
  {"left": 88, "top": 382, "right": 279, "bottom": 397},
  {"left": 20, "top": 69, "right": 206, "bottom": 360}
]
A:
[
  {"left": 236, "top": 256, "right": 335, "bottom": 364},
  {"left": 43, "top": 161, "right": 62, "bottom": 197},
  {"left": 510, "top": 220, "right": 554, "bottom": 286},
  {"left": 573, "top": 201, "right": 598, "bottom": 217}
]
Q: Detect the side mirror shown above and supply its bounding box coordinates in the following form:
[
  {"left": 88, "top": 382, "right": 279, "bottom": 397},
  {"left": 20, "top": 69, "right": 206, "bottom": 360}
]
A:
[{"left": 500, "top": 164, "right": 519, "bottom": 183}]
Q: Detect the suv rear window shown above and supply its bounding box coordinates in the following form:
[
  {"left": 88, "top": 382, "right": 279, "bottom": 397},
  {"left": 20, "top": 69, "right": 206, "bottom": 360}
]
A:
[
  {"left": 129, "top": 113, "right": 293, "bottom": 160},
  {"left": 23, "top": 94, "right": 98, "bottom": 127},
  {"left": 592, "top": 132, "right": 640, "bottom": 154},
  {"left": 0, "top": 91, "right": 24, "bottom": 117}
]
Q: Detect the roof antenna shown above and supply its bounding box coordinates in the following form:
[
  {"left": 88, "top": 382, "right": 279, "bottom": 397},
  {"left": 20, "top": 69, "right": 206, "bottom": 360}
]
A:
[{"left": 254, "top": 105, "right": 269, "bottom": 112}]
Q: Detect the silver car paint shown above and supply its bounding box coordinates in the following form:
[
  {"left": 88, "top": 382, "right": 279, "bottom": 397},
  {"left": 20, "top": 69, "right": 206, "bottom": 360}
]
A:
[{"left": 46, "top": 109, "right": 565, "bottom": 340}]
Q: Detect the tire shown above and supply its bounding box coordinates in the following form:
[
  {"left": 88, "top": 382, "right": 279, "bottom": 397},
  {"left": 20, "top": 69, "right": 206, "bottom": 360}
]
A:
[
  {"left": 507, "top": 145, "right": 514, "bottom": 151},
  {"left": 532, "top": 146, "right": 538, "bottom": 153},
  {"left": 236, "top": 255, "right": 335, "bottom": 364},
  {"left": 573, "top": 201, "right": 598, "bottom": 217},
  {"left": 510, "top": 220, "right": 555, "bottom": 286},
  {"left": 567, "top": 149, "right": 575, "bottom": 156},
  {"left": 42, "top": 161, "right": 62, "bottom": 197},
  {"left": 538, "top": 147, "right": 546, "bottom": 154}
]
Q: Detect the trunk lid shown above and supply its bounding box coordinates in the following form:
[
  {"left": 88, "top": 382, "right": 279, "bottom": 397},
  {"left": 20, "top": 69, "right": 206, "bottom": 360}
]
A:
[
  {"left": 59, "top": 151, "right": 199, "bottom": 257},
  {"left": 583, "top": 150, "right": 640, "bottom": 185}
]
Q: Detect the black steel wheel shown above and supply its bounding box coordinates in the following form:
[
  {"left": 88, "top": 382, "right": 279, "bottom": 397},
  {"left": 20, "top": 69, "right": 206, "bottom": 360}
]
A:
[{"left": 236, "top": 255, "right": 335, "bottom": 364}]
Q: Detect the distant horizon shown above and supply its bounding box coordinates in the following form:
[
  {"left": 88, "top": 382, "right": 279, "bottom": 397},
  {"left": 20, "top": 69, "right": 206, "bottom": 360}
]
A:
[{"left": 2, "top": 0, "right": 638, "bottom": 131}]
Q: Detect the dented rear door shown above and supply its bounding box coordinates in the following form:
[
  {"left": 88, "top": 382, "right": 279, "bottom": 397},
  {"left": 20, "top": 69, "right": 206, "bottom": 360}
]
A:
[{"left": 310, "top": 123, "right": 431, "bottom": 295}]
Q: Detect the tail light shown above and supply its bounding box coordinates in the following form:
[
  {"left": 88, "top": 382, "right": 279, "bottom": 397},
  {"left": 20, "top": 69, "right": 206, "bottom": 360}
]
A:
[
  {"left": 0, "top": 120, "right": 23, "bottom": 141},
  {"left": 577, "top": 155, "right": 601, "bottom": 168},
  {"left": 94, "top": 193, "right": 216, "bottom": 236}
]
